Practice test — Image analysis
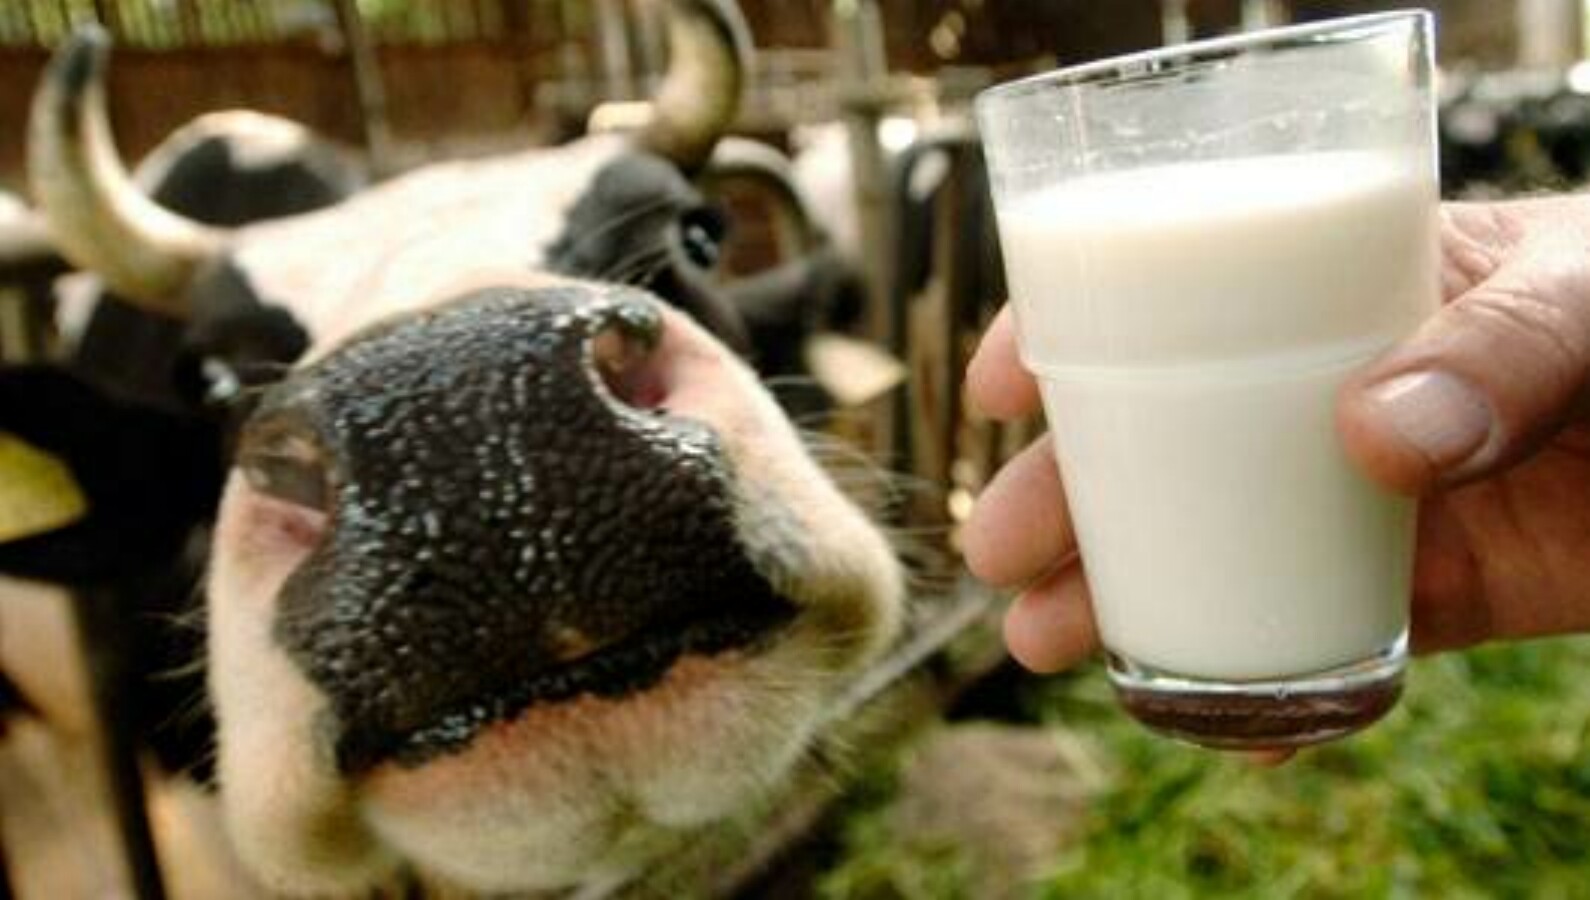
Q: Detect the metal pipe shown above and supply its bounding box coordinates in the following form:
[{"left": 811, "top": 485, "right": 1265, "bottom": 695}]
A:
[
  {"left": 830, "top": 0, "right": 900, "bottom": 469},
  {"left": 1241, "top": 0, "right": 1287, "bottom": 32},
  {"left": 1162, "top": 0, "right": 1191, "bottom": 45}
]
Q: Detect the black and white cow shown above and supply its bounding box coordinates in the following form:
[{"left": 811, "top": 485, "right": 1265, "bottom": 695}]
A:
[
  {"left": 1, "top": 1, "right": 902, "bottom": 895},
  {"left": 0, "top": 107, "right": 362, "bottom": 779},
  {"left": 67, "top": 107, "right": 366, "bottom": 409}
]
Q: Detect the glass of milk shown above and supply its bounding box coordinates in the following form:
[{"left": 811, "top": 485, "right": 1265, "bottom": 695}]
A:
[{"left": 976, "top": 11, "right": 1438, "bottom": 749}]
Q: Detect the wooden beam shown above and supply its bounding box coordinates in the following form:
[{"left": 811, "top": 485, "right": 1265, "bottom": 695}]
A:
[
  {"left": 591, "top": 0, "right": 635, "bottom": 100},
  {"left": 1518, "top": 0, "right": 1582, "bottom": 69},
  {"left": 333, "top": 0, "right": 397, "bottom": 175},
  {"left": 174, "top": 0, "right": 201, "bottom": 45}
]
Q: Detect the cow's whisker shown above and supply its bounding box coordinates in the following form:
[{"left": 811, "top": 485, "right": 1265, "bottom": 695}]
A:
[
  {"left": 600, "top": 246, "right": 672, "bottom": 286},
  {"left": 552, "top": 196, "right": 681, "bottom": 273}
]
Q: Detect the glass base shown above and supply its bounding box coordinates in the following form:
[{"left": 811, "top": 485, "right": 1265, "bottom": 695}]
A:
[{"left": 1105, "top": 635, "right": 1406, "bottom": 751}]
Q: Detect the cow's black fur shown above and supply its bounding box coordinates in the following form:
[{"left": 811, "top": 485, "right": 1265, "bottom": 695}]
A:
[
  {"left": 546, "top": 153, "right": 750, "bottom": 354},
  {"left": 0, "top": 365, "right": 221, "bottom": 773},
  {"left": 71, "top": 119, "right": 360, "bottom": 410},
  {"left": 724, "top": 246, "right": 866, "bottom": 415},
  {"left": 544, "top": 149, "right": 879, "bottom": 420},
  {"left": 0, "top": 368, "right": 222, "bottom": 583},
  {"left": 141, "top": 129, "right": 361, "bottom": 229},
  {"left": 1, "top": 120, "right": 357, "bottom": 777}
]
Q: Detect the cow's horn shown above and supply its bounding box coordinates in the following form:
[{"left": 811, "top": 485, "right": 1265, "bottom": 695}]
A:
[
  {"left": 638, "top": 0, "right": 751, "bottom": 172},
  {"left": 0, "top": 211, "right": 70, "bottom": 283},
  {"left": 29, "top": 26, "right": 225, "bottom": 317}
]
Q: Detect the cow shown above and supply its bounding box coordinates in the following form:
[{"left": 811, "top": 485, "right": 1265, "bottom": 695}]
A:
[
  {"left": 0, "top": 1, "right": 903, "bottom": 895},
  {"left": 4, "top": 109, "right": 362, "bottom": 364},
  {"left": 65, "top": 108, "right": 366, "bottom": 409},
  {"left": 0, "top": 109, "right": 363, "bottom": 786}
]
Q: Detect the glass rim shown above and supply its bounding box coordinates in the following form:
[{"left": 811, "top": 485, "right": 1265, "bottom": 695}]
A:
[{"left": 977, "top": 9, "right": 1431, "bottom": 107}]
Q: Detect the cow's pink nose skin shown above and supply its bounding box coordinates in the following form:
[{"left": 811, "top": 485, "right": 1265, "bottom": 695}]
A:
[{"left": 590, "top": 303, "right": 671, "bottom": 412}]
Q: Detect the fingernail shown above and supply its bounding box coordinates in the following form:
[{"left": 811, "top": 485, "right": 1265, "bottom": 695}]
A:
[{"left": 1365, "top": 371, "right": 1492, "bottom": 469}]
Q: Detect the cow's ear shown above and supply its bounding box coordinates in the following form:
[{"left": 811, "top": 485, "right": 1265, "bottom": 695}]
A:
[
  {"left": 641, "top": 204, "right": 758, "bottom": 356},
  {"left": 0, "top": 430, "right": 86, "bottom": 544},
  {"left": 0, "top": 366, "right": 221, "bottom": 585}
]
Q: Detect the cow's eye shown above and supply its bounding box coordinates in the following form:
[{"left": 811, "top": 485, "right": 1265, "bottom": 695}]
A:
[
  {"left": 677, "top": 206, "right": 726, "bottom": 269},
  {"left": 237, "top": 418, "right": 332, "bottom": 513}
]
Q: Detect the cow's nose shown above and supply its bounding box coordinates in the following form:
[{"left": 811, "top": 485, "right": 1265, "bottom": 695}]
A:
[
  {"left": 238, "top": 405, "right": 334, "bottom": 515},
  {"left": 253, "top": 286, "right": 785, "bottom": 773},
  {"left": 237, "top": 290, "right": 664, "bottom": 516},
  {"left": 587, "top": 295, "right": 669, "bottom": 411}
]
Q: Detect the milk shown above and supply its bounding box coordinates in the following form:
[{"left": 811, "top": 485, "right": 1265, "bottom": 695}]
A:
[{"left": 998, "top": 151, "right": 1439, "bottom": 680}]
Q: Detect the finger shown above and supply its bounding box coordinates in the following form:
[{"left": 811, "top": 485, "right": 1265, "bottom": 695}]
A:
[
  {"left": 1338, "top": 210, "right": 1590, "bottom": 494},
  {"left": 1003, "top": 564, "right": 1099, "bottom": 674},
  {"left": 962, "top": 435, "right": 1076, "bottom": 588},
  {"left": 967, "top": 305, "right": 1042, "bottom": 421}
]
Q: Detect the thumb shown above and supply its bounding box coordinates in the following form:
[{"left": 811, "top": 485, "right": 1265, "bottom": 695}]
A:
[{"left": 1338, "top": 205, "right": 1590, "bottom": 494}]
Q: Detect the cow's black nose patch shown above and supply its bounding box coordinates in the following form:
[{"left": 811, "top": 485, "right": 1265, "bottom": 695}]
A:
[{"left": 261, "top": 286, "right": 792, "bottom": 772}]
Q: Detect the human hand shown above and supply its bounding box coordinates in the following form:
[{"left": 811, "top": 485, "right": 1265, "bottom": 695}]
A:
[{"left": 964, "top": 196, "right": 1590, "bottom": 674}]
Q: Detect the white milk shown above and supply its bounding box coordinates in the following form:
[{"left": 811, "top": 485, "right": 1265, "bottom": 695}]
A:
[{"left": 998, "top": 152, "right": 1439, "bottom": 680}]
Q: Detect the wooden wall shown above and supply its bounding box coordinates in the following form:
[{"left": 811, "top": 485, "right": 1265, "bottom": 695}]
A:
[
  {"left": 0, "top": 1, "right": 1540, "bottom": 194},
  {"left": 0, "top": 39, "right": 568, "bottom": 193}
]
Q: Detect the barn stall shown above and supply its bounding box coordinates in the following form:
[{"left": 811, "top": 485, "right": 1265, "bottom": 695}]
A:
[{"left": 1, "top": 1, "right": 1588, "bottom": 897}]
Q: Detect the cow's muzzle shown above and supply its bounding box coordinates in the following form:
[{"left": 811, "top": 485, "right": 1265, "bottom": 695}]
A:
[{"left": 235, "top": 285, "right": 794, "bottom": 773}]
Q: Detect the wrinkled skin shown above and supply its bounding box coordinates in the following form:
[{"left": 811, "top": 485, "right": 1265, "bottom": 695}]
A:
[{"left": 1343, "top": 200, "right": 1590, "bottom": 653}]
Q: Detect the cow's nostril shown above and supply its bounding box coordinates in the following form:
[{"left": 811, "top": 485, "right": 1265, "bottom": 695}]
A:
[
  {"left": 237, "top": 416, "right": 333, "bottom": 513},
  {"left": 590, "top": 302, "right": 668, "bottom": 410}
]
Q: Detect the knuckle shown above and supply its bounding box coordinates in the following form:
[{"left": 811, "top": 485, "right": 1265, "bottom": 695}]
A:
[{"left": 1449, "top": 281, "right": 1590, "bottom": 398}]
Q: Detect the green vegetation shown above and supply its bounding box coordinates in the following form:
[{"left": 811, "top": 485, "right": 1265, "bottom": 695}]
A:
[
  {"left": 819, "top": 759, "right": 983, "bottom": 900},
  {"left": 822, "top": 637, "right": 1590, "bottom": 899}
]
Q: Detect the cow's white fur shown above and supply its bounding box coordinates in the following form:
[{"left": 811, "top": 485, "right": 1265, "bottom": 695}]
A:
[
  {"left": 202, "top": 134, "right": 904, "bottom": 894},
  {"left": 235, "top": 137, "right": 625, "bottom": 355}
]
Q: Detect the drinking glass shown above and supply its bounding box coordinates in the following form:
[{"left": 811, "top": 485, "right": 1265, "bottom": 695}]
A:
[{"left": 976, "top": 12, "right": 1438, "bottom": 749}]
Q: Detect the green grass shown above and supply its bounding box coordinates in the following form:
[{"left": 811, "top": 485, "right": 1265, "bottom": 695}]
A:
[{"left": 821, "top": 637, "right": 1590, "bottom": 900}]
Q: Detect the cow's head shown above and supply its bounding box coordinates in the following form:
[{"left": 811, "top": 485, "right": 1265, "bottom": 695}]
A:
[{"left": 28, "top": 3, "right": 903, "bottom": 893}]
